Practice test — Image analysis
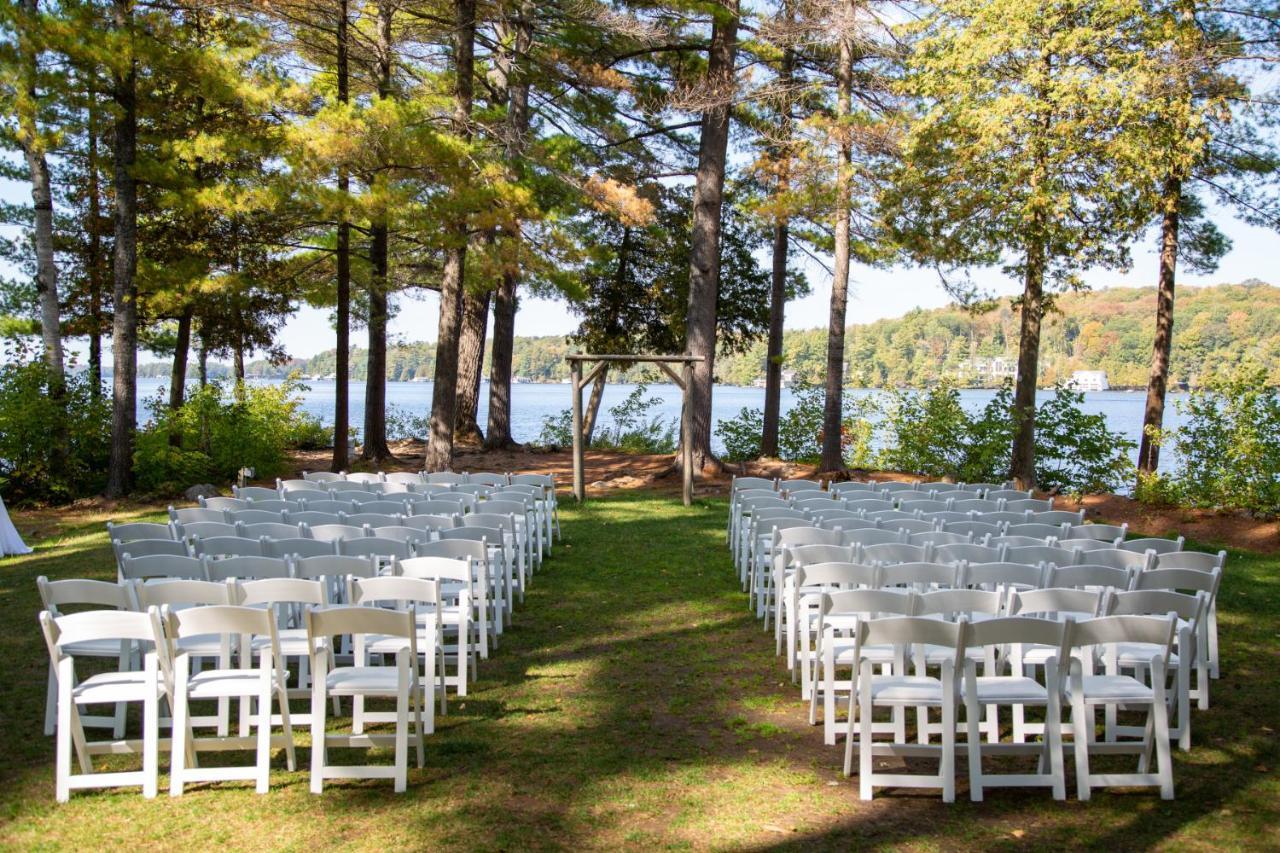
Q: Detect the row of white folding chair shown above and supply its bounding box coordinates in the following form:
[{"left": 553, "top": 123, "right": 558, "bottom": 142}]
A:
[
  {"left": 826, "top": 610, "right": 1185, "bottom": 801},
  {"left": 40, "top": 597, "right": 440, "bottom": 800}
]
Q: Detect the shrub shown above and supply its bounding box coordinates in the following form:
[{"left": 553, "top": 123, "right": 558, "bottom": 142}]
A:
[
  {"left": 593, "top": 384, "right": 677, "bottom": 454},
  {"left": 1149, "top": 366, "right": 1280, "bottom": 516},
  {"left": 386, "top": 405, "right": 429, "bottom": 442},
  {"left": 537, "top": 409, "right": 573, "bottom": 448},
  {"left": 719, "top": 407, "right": 764, "bottom": 462},
  {"left": 878, "top": 383, "right": 971, "bottom": 478},
  {"left": 134, "top": 377, "right": 323, "bottom": 495},
  {"left": 716, "top": 385, "right": 874, "bottom": 467},
  {"left": 1033, "top": 385, "right": 1136, "bottom": 495},
  {"left": 0, "top": 357, "right": 111, "bottom": 503}
]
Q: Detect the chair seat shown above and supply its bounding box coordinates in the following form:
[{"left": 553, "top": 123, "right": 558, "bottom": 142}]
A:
[
  {"left": 367, "top": 633, "right": 437, "bottom": 656},
  {"left": 962, "top": 675, "right": 1048, "bottom": 703},
  {"left": 326, "top": 666, "right": 406, "bottom": 695},
  {"left": 832, "top": 641, "right": 895, "bottom": 665},
  {"left": 1113, "top": 643, "right": 1181, "bottom": 667},
  {"left": 868, "top": 676, "right": 944, "bottom": 703},
  {"left": 1071, "top": 674, "right": 1154, "bottom": 703},
  {"left": 187, "top": 668, "right": 287, "bottom": 699},
  {"left": 72, "top": 671, "right": 162, "bottom": 705}
]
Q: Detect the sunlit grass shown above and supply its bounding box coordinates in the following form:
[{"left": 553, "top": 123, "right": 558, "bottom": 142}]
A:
[{"left": 0, "top": 491, "right": 1276, "bottom": 849}]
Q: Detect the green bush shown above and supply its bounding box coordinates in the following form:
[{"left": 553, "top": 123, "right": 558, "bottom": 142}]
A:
[
  {"left": 536, "top": 385, "right": 676, "bottom": 454},
  {"left": 719, "top": 407, "right": 764, "bottom": 462},
  {"left": 135, "top": 378, "right": 323, "bottom": 495},
  {"left": 716, "top": 385, "right": 874, "bottom": 467},
  {"left": 1146, "top": 366, "right": 1280, "bottom": 516},
  {"left": 1034, "top": 385, "right": 1135, "bottom": 495},
  {"left": 878, "top": 383, "right": 971, "bottom": 478},
  {"left": 0, "top": 358, "right": 111, "bottom": 503}
]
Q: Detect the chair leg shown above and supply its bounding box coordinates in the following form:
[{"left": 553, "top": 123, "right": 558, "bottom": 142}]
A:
[
  {"left": 255, "top": 679, "right": 272, "bottom": 794},
  {"left": 277, "top": 677, "right": 297, "bottom": 772},
  {"left": 394, "top": 657, "right": 409, "bottom": 793},
  {"left": 309, "top": 680, "right": 326, "bottom": 795},
  {"left": 1071, "top": 695, "right": 1092, "bottom": 801},
  {"left": 55, "top": 677, "right": 73, "bottom": 803},
  {"left": 965, "top": 692, "right": 983, "bottom": 802},
  {"left": 44, "top": 666, "right": 57, "bottom": 737},
  {"left": 858, "top": 672, "right": 874, "bottom": 798},
  {"left": 170, "top": 689, "right": 189, "bottom": 797},
  {"left": 1153, "top": 696, "right": 1175, "bottom": 800}
]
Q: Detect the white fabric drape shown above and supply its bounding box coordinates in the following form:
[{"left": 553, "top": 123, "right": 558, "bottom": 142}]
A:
[{"left": 0, "top": 495, "right": 31, "bottom": 556}]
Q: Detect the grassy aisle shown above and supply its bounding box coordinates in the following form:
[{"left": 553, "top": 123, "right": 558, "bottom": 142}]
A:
[{"left": 0, "top": 492, "right": 1277, "bottom": 849}]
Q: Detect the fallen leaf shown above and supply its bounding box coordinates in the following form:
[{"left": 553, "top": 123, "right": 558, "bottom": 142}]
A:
[{"left": 1011, "top": 830, "right": 1026, "bottom": 839}]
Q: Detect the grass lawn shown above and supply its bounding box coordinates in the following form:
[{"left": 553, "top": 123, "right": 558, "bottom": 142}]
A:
[{"left": 1, "top": 491, "right": 1278, "bottom": 849}]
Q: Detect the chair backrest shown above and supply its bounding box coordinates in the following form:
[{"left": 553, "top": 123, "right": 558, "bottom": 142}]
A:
[
  {"left": 960, "top": 560, "right": 1046, "bottom": 591},
  {"left": 1007, "top": 522, "right": 1067, "bottom": 540},
  {"left": 1004, "top": 544, "right": 1080, "bottom": 568},
  {"left": 234, "top": 577, "right": 327, "bottom": 607},
  {"left": 986, "top": 488, "right": 1032, "bottom": 501},
  {"left": 830, "top": 481, "right": 878, "bottom": 496},
  {"left": 1004, "top": 498, "right": 1053, "bottom": 512},
  {"left": 1108, "top": 589, "right": 1204, "bottom": 622},
  {"left": 306, "top": 605, "right": 418, "bottom": 660},
  {"left": 326, "top": 485, "right": 382, "bottom": 500},
  {"left": 303, "top": 471, "right": 344, "bottom": 482},
  {"left": 432, "top": 493, "right": 479, "bottom": 512},
  {"left": 374, "top": 525, "right": 434, "bottom": 545},
  {"left": 177, "top": 521, "right": 239, "bottom": 540},
  {"left": 897, "top": 499, "right": 950, "bottom": 514},
  {"left": 960, "top": 482, "right": 1006, "bottom": 494},
  {"left": 776, "top": 526, "right": 843, "bottom": 549},
  {"left": 200, "top": 496, "right": 247, "bottom": 511},
  {"left": 785, "top": 543, "right": 856, "bottom": 568},
  {"left": 932, "top": 490, "right": 973, "bottom": 502},
  {"left": 842, "top": 528, "right": 904, "bottom": 548},
  {"left": 1047, "top": 564, "right": 1133, "bottom": 592},
  {"left": 337, "top": 537, "right": 413, "bottom": 560},
  {"left": 1059, "top": 537, "right": 1123, "bottom": 553},
  {"left": 406, "top": 500, "right": 464, "bottom": 518},
  {"left": 933, "top": 543, "right": 1002, "bottom": 566},
  {"left": 1120, "top": 536, "right": 1185, "bottom": 555},
  {"left": 479, "top": 500, "right": 531, "bottom": 518},
  {"left": 234, "top": 486, "right": 281, "bottom": 501},
  {"left": 845, "top": 498, "right": 895, "bottom": 512},
  {"left": 426, "top": 472, "right": 468, "bottom": 484},
  {"left": 107, "top": 521, "right": 175, "bottom": 543},
  {"left": 119, "top": 553, "right": 206, "bottom": 582},
  {"left": 941, "top": 521, "right": 1002, "bottom": 539},
  {"left": 468, "top": 472, "right": 509, "bottom": 488},
  {"left": 795, "top": 561, "right": 879, "bottom": 589},
  {"left": 792, "top": 498, "right": 844, "bottom": 513},
  {"left": 401, "top": 514, "right": 458, "bottom": 533},
  {"left": 1027, "top": 509, "right": 1086, "bottom": 525},
  {"left": 203, "top": 555, "right": 291, "bottom": 582},
  {"left": 194, "top": 536, "right": 265, "bottom": 559},
  {"left": 351, "top": 500, "right": 411, "bottom": 515},
  {"left": 876, "top": 481, "right": 918, "bottom": 493},
  {"left": 779, "top": 479, "right": 822, "bottom": 494},
  {"left": 344, "top": 472, "right": 385, "bottom": 485},
  {"left": 1009, "top": 587, "right": 1102, "bottom": 619},
  {"left": 384, "top": 472, "right": 426, "bottom": 486},
  {"left": 132, "top": 578, "right": 231, "bottom": 608},
  {"left": 991, "top": 535, "right": 1057, "bottom": 551},
  {"left": 228, "top": 509, "right": 287, "bottom": 525},
  {"left": 733, "top": 476, "right": 776, "bottom": 493},
  {"left": 37, "top": 576, "right": 134, "bottom": 612},
  {"left": 1133, "top": 567, "right": 1221, "bottom": 596},
  {"left": 263, "top": 536, "right": 337, "bottom": 559},
  {"left": 341, "top": 512, "right": 403, "bottom": 529},
  {"left": 41, "top": 608, "right": 161, "bottom": 656},
  {"left": 860, "top": 542, "right": 929, "bottom": 566},
  {"left": 1064, "top": 522, "right": 1127, "bottom": 541},
  {"left": 302, "top": 499, "right": 356, "bottom": 515},
  {"left": 243, "top": 499, "right": 300, "bottom": 512},
  {"left": 880, "top": 561, "right": 957, "bottom": 591},
  {"left": 977, "top": 511, "right": 1033, "bottom": 525},
  {"left": 916, "top": 587, "right": 1002, "bottom": 618},
  {"left": 951, "top": 499, "right": 1004, "bottom": 514},
  {"left": 286, "top": 489, "right": 333, "bottom": 505},
  {"left": 292, "top": 554, "right": 378, "bottom": 582},
  {"left": 1073, "top": 548, "right": 1152, "bottom": 571},
  {"left": 1155, "top": 550, "right": 1226, "bottom": 572},
  {"left": 895, "top": 519, "right": 941, "bottom": 536},
  {"left": 414, "top": 538, "right": 488, "bottom": 565},
  {"left": 908, "top": 530, "right": 973, "bottom": 547},
  {"left": 857, "top": 616, "right": 965, "bottom": 670},
  {"left": 349, "top": 576, "right": 441, "bottom": 611},
  {"left": 310, "top": 523, "right": 369, "bottom": 542},
  {"left": 823, "top": 587, "right": 916, "bottom": 618},
  {"left": 754, "top": 517, "right": 813, "bottom": 538},
  {"left": 465, "top": 513, "right": 516, "bottom": 535},
  {"left": 169, "top": 507, "right": 225, "bottom": 524},
  {"left": 816, "top": 516, "right": 880, "bottom": 533},
  {"left": 238, "top": 522, "right": 305, "bottom": 541},
  {"left": 865, "top": 509, "right": 918, "bottom": 523},
  {"left": 278, "top": 478, "right": 317, "bottom": 492},
  {"left": 965, "top": 616, "right": 1070, "bottom": 658},
  {"left": 1070, "top": 613, "right": 1176, "bottom": 652},
  {"left": 287, "top": 511, "right": 342, "bottom": 526}
]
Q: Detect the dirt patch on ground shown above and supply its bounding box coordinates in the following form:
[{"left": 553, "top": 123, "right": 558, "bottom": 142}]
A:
[{"left": 287, "top": 443, "right": 1279, "bottom": 555}]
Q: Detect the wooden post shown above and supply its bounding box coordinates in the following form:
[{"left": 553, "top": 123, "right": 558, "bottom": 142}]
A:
[
  {"left": 571, "top": 359, "right": 585, "bottom": 502},
  {"left": 681, "top": 361, "right": 694, "bottom": 506}
]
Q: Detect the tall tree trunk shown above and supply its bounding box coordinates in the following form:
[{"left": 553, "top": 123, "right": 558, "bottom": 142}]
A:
[
  {"left": 761, "top": 0, "right": 794, "bottom": 459},
  {"left": 583, "top": 366, "right": 608, "bottom": 445},
  {"left": 1010, "top": 233, "right": 1046, "bottom": 490},
  {"left": 168, "top": 306, "right": 192, "bottom": 447},
  {"left": 454, "top": 284, "right": 490, "bottom": 443},
  {"left": 332, "top": 0, "right": 351, "bottom": 472},
  {"left": 198, "top": 336, "right": 208, "bottom": 388},
  {"left": 483, "top": 0, "right": 532, "bottom": 451},
  {"left": 683, "top": 0, "right": 739, "bottom": 472},
  {"left": 87, "top": 86, "right": 104, "bottom": 398},
  {"left": 819, "top": 26, "right": 854, "bottom": 473},
  {"left": 424, "top": 0, "right": 475, "bottom": 471},
  {"left": 363, "top": 0, "right": 395, "bottom": 462},
  {"left": 105, "top": 0, "right": 138, "bottom": 499},
  {"left": 234, "top": 338, "right": 246, "bottom": 384},
  {"left": 1137, "top": 174, "right": 1182, "bottom": 478}
]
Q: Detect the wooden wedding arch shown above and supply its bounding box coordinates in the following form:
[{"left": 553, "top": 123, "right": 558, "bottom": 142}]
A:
[{"left": 565, "top": 353, "right": 704, "bottom": 506}]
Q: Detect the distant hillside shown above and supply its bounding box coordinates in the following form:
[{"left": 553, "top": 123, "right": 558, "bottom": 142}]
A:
[{"left": 140, "top": 281, "right": 1280, "bottom": 389}]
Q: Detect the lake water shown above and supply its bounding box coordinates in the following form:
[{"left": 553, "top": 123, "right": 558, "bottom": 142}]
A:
[{"left": 135, "top": 376, "right": 1187, "bottom": 472}]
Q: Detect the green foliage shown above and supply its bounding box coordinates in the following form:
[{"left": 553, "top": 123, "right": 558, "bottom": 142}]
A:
[
  {"left": 717, "top": 385, "right": 874, "bottom": 467},
  {"left": 134, "top": 379, "right": 325, "bottom": 495},
  {"left": 718, "top": 408, "right": 765, "bottom": 462},
  {"left": 386, "top": 405, "right": 430, "bottom": 442},
  {"left": 535, "top": 386, "right": 676, "bottom": 455},
  {"left": 1143, "top": 366, "right": 1280, "bottom": 516},
  {"left": 1033, "top": 386, "right": 1136, "bottom": 495},
  {"left": 878, "top": 384, "right": 972, "bottom": 478},
  {"left": 0, "top": 360, "right": 110, "bottom": 503}
]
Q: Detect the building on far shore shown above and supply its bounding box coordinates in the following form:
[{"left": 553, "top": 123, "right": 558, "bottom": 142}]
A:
[
  {"left": 1068, "top": 370, "right": 1110, "bottom": 392},
  {"left": 955, "top": 355, "right": 1019, "bottom": 384}
]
